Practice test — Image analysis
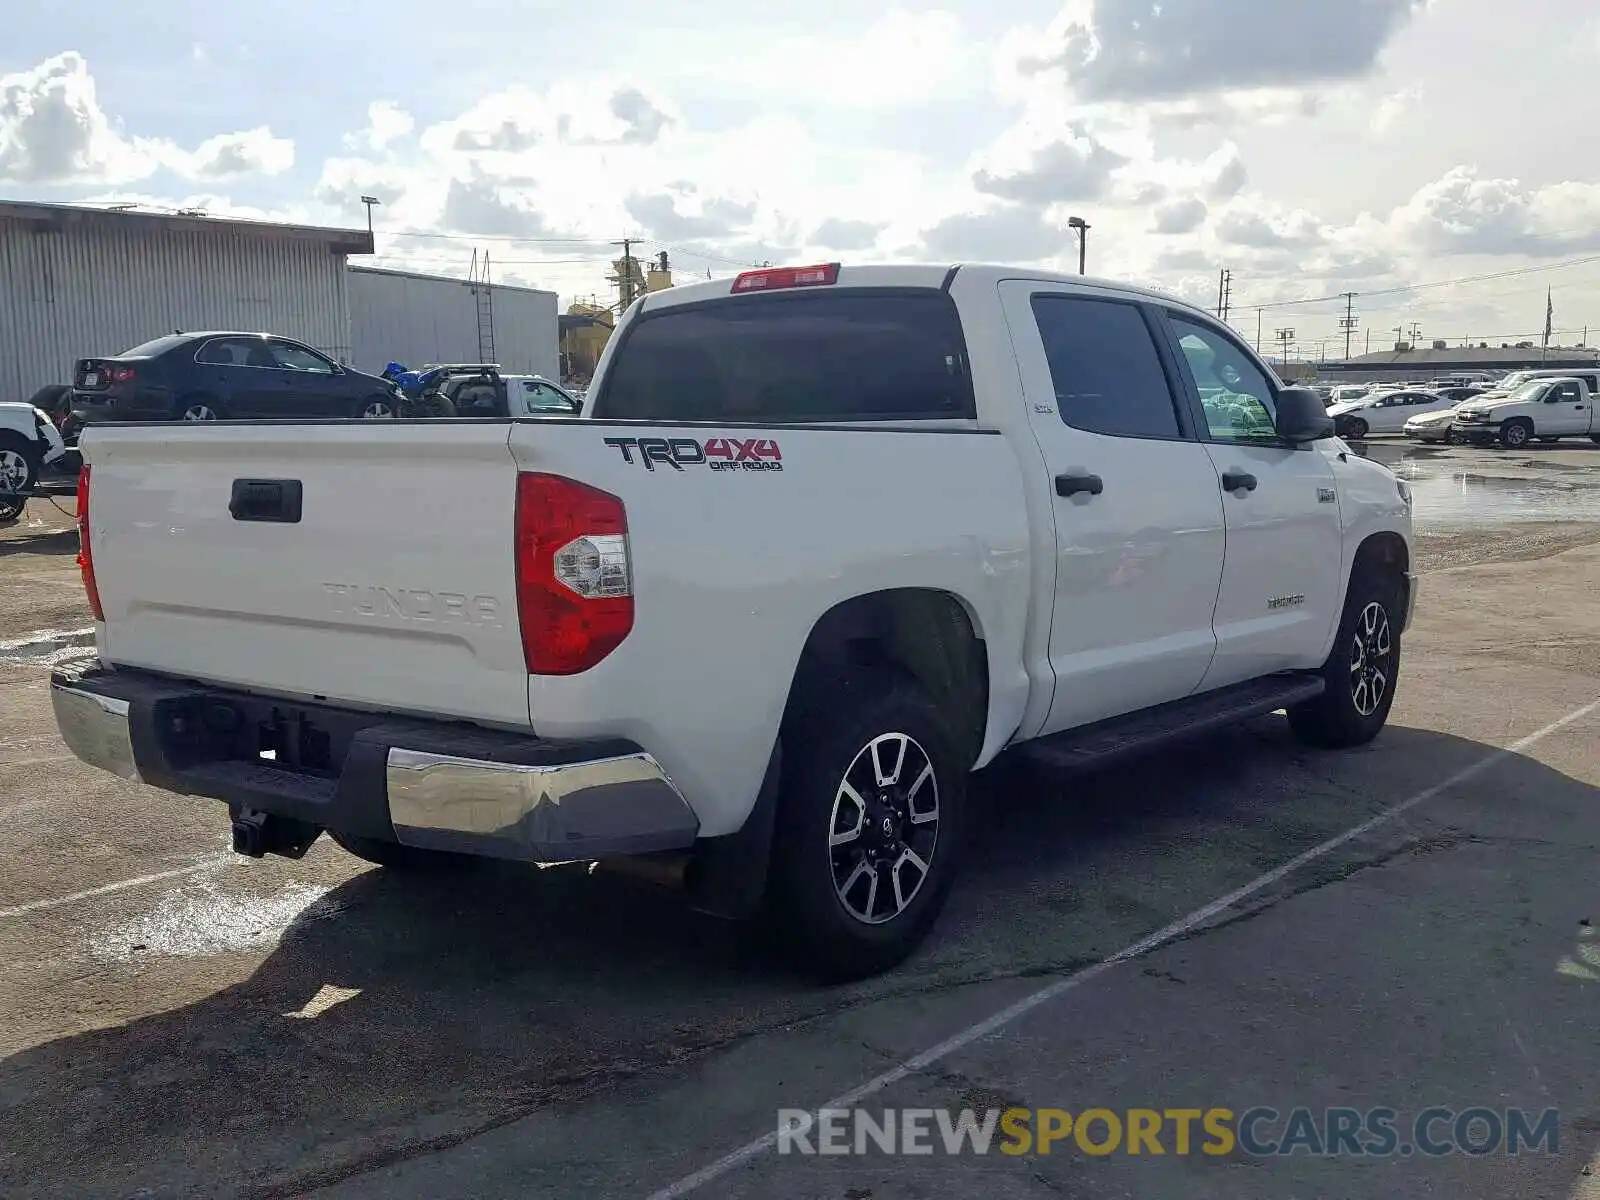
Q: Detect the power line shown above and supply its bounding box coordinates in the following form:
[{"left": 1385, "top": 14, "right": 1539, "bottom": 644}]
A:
[{"left": 1235, "top": 250, "right": 1600, "bottom": 312}]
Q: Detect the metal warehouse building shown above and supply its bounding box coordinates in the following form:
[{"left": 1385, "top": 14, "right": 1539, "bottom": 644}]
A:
[
  {"left": 347, "top": 266, "right": 559, "bottom": 380},
  {"left": 0, "top": 200, "right": 370, "bottom": 403}
]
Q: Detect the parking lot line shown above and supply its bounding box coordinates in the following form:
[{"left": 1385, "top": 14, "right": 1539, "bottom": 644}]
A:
[
  {"left": 647, "top": 695, "right": 1600, "bottom": 1200},
  {"left": 0, "top": 856, "right": 230, "bottom": 920}
]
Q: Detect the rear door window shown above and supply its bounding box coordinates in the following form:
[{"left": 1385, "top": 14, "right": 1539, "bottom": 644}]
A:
[
  {"left": 595, "top": 290, "right": 975, "bottom": 422},
  {"left": 1029, "top": 295, "right": 1184, "bottom": 439}
]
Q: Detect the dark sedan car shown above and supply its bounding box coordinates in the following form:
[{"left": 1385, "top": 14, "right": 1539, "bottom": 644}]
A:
[{"left": 71, "top": 332, "right": 402, "bottom": 422}]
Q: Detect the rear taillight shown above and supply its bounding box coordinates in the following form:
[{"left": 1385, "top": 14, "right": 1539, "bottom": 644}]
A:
[
  {"left": 76, "top": 465, "right": 104, "bottom": 622},
  {"left": 108, "top": 367, "right": 136, "bottom": 384},
  {"left": 514, "top": 473, "right": 632, "bottom": 675},
  {"left": 730, "top": 262, "right": 840, "bottom": 293}
]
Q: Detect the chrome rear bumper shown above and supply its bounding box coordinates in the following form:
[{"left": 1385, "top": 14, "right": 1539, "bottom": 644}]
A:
[{"left": 50, "top": 664, "right": 699, "bottom": 863}]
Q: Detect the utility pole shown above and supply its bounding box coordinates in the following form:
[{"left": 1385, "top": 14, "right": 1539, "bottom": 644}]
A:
[
  {"left": 1393, "top": 325, "right": 1404, "bottom": 349},
  {"left": 1068, "top": 216, "right": 1090, "bottom": 274},
  {"left": 359, "top": 195, "right": 380, "bottom": 251},
  {"left": 1275, "top": 327, "right": 1295, "bottom": 364},
  {"left": 611, "top": 238, "right": 639, "bottom": 310},
  {"left": 1339, "top": 292, "right": 1358, "bottom": 360},
  {"left": 1365, "top": 329, "right": 1371, "bottom": 354},
  {"left": 1216, "top": 268, "right": 1232, "bottom": 320},
  {"left": 1255, "top": 308, "right": 1262, "bottom": 354}
]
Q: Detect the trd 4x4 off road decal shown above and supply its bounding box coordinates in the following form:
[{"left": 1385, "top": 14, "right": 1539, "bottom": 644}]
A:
[{"left": 604, "top": 436, "right": 784, "bottom": 472}]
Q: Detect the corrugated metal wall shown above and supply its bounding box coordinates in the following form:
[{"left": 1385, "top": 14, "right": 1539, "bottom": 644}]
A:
[
  {"left": 348, "top": 267, "right": 560, "bottom": 379},
  {"left": 0, "top": 220, "right": 350, "bottom": 403}
]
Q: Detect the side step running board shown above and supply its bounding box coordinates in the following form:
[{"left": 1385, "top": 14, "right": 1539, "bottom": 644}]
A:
[{"left": 1020, "top": 673, "right": 1325, "bottom": 775}]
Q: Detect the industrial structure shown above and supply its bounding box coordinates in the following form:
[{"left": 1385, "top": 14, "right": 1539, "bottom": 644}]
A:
[
  {"left": 0, "top": 199, "right": 369, "bottom": 404},
  {"left": 1316, "top": 344, "right": 1600, "bottom": 384},
  {"left": 347, "top": 265, "right": 559, "bottom": 379},
  {"left": 561, "top": 250, "right": 674, "bottom": 385}
]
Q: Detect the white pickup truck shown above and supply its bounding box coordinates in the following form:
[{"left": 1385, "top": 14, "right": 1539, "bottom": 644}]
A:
[
  {"left": 53, "top": 263, "right": 1416, "bottom": 978},
  {"left": 1452, "top": 376, "right": 1600, "bottom": 448}
]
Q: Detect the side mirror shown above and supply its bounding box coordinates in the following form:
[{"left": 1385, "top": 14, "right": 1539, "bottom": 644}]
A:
[{"left": 1274, "top": 387, "right": 1335, "bottom": 443}]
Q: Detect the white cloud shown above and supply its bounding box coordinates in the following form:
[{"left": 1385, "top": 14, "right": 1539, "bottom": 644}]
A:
[
  {"left": 344, "top": 101, "right": 415, "bottom": 153},
  {"left": 1389, "top": 166, "right": 1600, "bottom": 255},
  {"left": 183, "top": 127, "right": 294, "bottom": 179},
  {"left": 1371, "top": 86, "right": 1422, "bottom": 136},
  {"left": 0, "top": 52, "right": 164, "bottom": 184},
  {"left": 1153, "top": 197, "right": 1207, "bottom": 234},
  {"left": 1017, "top": 0, "right": 1429, "bottom": 102},
  {"left": 0, "top": 53, "right": 295, "bottom": 185}
]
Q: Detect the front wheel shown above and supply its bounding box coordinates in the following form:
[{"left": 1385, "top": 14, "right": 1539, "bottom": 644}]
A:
[
  {"left": 1343, "top": 417, "right": 1369, "bottom": 440},
  {"left": 1288, "top": 571, "right": 1402, "bottom": 749},
  {"left": 358, "top": 394, "right": 397, "bottom": 419},
  {"left": 768, "top": 673, "right": 965, "bottom": 980},
  {"left": 1499, "top": 419, "right": 1533, "bottom": 448}
]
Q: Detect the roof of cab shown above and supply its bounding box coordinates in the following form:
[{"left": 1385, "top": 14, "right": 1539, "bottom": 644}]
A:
[{"left": 636, "top": 262, "right": 1208, "bottom": 320}]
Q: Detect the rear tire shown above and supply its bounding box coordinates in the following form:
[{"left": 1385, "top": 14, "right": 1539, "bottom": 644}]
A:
[
  {"left": 767, "top": 671, "right": 965, "bottom": 981},
  {"left": 329, "top": 830, "right": 474, "bottom": 869},
  {"left": 0, "top": 433, "right": 41, "bottom": 518},
  {"left": 177, "top": 393, "right": 222, "bottom": 422},
  {"left": 1288, "top": 569, "right": 1402, "bottom": 749}
]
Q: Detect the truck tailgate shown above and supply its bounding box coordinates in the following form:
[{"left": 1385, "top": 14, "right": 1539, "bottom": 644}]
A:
[{"left": 84, "top": 422, "right": 532, "bottom": 728}]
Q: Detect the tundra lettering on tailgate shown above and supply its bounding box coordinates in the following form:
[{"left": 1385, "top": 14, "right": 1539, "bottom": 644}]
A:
[
  {"left": 323, "top": 583, "right": 503, "bottom": 626},
  {"left": 604, "top": 436, "right": 784, "bottom": 472}
]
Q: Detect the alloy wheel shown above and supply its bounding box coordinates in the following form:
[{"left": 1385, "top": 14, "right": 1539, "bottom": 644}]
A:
[
  {"left": 182, "top": 404, "right": 218, "bottom": 421},
  {"left": 1349, "top": 600, "right": 1393, "bottom": 717},
  {"left": 827, "top": 732, "right": 940, "bottom": 925},
  {"left": 0, "top": 448, "right": 31, "bottom": 493},
  {"left": 362, "top": 400, "right": 395, "bottom": 419}
]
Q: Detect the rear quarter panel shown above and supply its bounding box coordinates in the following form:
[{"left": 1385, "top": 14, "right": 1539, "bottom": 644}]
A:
[{"left": 509, "top": 420, "right": 1034, "bottom": 836}]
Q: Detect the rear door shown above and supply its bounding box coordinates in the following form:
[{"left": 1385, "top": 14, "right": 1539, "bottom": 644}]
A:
[
  {"left": 192, "top": 336, "right": 277, "bottom": 417},
  {"left": 998, "top": 281, "right": 1226, "bottom": 733},
  {"left": 1158, "top": 311, "right": 1344, "bottom": 688}
]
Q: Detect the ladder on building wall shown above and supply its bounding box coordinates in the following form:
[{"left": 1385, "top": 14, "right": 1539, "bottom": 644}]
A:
[{"left": 468, "top": 249, "right": 496, "bottom": 365}]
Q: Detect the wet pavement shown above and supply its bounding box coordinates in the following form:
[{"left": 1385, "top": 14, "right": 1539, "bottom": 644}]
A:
[{"left": 2, "top": 447, "right": 1599, "bottom": 1199}]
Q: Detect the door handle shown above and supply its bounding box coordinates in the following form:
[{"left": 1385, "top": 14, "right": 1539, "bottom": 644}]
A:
[
  {"left": 1221, "top": 470, "right": 1258, "bottom": 493},
  {"left": 1055, "top": 473, "right": 1103, "bottom": 498}
]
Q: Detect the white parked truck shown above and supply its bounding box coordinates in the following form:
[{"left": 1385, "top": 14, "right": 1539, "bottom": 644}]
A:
[
  {"left": 53, "top": 263, "right": 1417, "bottom": 978},
  {"left": 1453, "top": 377, "right": 1600, "bottom": 448}
]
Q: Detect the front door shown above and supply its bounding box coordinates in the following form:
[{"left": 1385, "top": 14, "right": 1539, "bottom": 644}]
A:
[
  {"left": 266, "top": 340, "right": 347, "bottom": 416},
  {"left": 1000, "top": 281, "right": 1227, "bottom": 736},
  {"left": 1159, "top": 312, "right": 1345, "bottom": 689},
  {"left": 1540, "top": 379, "right": 1589, "bottom": 435}
]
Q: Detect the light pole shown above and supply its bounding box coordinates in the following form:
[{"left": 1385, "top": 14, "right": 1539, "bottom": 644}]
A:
[
  {"left": 359, "top": 195, "right": 381, "bottom": 252},
  {"left": 1067, "top": 216, "right": 1090, "bottom": 275}
]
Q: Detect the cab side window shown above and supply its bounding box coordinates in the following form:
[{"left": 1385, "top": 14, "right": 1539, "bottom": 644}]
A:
[
  {"left": 1029, "top": 295, "right": 1183, "bottom": 439},
  {"left": 1166, "top": 315, "right": 1278, "bottom": 443}
]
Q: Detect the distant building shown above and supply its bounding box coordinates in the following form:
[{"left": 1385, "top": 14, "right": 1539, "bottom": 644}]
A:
[
  {"left": 346, "top": 266, "right": 559, "bottom": 379},
  {"left": 1317, "top": 344, "right": 1600, "bottom": 383},
  {"left": 0, "top": 199, "right": 370, "bottom": 402}
]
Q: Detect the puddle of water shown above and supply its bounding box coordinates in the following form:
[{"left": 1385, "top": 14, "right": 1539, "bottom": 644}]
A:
[
  {"left": 89, "top": 872, "right": 334, "bottom": 962},
  {"left": 1351, "top": 444, "right": 1600, "bottom": 529},
  {"left": 0, "top": 626, "right": 96, "bottom": 668}
]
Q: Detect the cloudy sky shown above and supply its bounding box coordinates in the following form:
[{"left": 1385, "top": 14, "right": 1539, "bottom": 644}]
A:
[{"left": 5, "top": 0, "right": 1600, "bottom": 358}]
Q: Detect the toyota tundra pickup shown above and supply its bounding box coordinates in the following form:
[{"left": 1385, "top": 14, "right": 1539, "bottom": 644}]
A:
[{"left": 53, "top": 263, "right": 1416, "bottom": 979}]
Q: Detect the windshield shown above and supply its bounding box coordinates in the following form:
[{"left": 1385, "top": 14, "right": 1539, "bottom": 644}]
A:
[{"left": 1507, "top": 381, "right": 1550, "bottom": 403}]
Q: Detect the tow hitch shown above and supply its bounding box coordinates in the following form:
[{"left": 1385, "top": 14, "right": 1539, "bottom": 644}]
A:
[{"left": 229, "top": 806, "right": 321, "bottom": 860}]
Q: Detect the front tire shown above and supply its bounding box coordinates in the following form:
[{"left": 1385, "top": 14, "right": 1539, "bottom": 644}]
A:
[
  {"left": 1343, "top": 417, "right": 1369, "bottom": 439},
  {"left": 1288, "top": 570, "right": 1402, "bottom": 749},
  {"left": 358, "top": 394, "right": 397, "bottom": 419},
  {"left": 1499, "top": 418, "right": 1533, "bottom": 448},
  {"left": 328, "top": 830, "right": 473, "bottom": 869},
  {"left": 768, "top": 673, "right": 965, "bottom": 981}
]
